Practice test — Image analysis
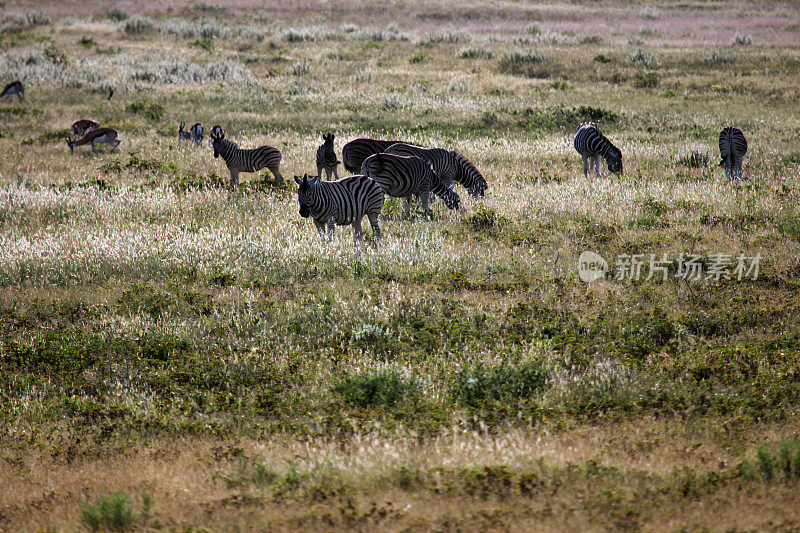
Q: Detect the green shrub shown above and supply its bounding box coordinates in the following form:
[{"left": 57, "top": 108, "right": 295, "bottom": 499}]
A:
[
  {"left": 732, "top": 32, "right": 752, "bottom": 45},
  {"left": 633, "top": 71, "right": 659, "bottom": 88},
  {"left": 107, "top": 9, "right": 128, "bottom": 22},
  {"left": 333, "top": 369, "right": 417, "bottom": 408},
  {"left": 80, "top": 490, "right": 135, "bottom": 532},
  {"left": 123, "top": 15, "right": 157, "bottom": 35},
  {"left": 457, "top": 46, "right": 492, "bottom": 59},
  {"left": 674, "top": 144, "right": 711, "bottom": 168},
  {"left": 628, "top": 48, "right": 657, "bottom": 68},
  {"left": 453, "top": 359, "right": 550, "bottom": 407},
  {"left": 704, "top": 48, "right": 736, "bottom": 65},
  {"left": 594, "top": 54, "right": 613, "bottom": 63},
  {"left": 498, "top": 50, "right": 553, "bottom": 78},
  {"left": 125, "top": 100, "right": 165, "bottom": 121},
  {"left": 193, "top": 38, "right": 214, "bottom": 52}
]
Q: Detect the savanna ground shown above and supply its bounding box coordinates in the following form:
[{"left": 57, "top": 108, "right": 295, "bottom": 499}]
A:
[{"left": 1, "top": 0, "right": 800, "bottom": 530}]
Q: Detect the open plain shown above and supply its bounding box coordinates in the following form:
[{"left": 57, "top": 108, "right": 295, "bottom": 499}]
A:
[{"left": 1, "top": 1, "right": 800, "bottom": 530}]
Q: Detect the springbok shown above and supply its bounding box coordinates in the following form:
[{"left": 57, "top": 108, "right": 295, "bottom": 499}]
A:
[
  {"left": 71, "top": 119, "right": 100, "bottom": 137},
  {"left": 1, "top": 80, "right": 24, "bottom": 101},
  {"left": 65, "top": 127, "right": 121, "bottom": 154},
  {"left": 178, "top": 121, "right": 204, "bottom": 146}
]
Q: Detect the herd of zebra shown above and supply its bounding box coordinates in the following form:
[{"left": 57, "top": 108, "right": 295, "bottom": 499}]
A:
[{"left": 3, "top": 77, "right": 750, "bottom": 243}]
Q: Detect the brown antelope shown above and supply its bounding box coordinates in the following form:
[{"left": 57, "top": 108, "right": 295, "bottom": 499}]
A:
[
  {"left": 71, "top": 119, "right": 100, "bottom": 137},
  {"left": 1, "top": 80, "right": 24, "bottom": 101},
  {"left": 65, "top": 127, "right": 121, "bottom": 154},
  {"left": 178, "top": 121, "right": 204, "bottom": 146}
]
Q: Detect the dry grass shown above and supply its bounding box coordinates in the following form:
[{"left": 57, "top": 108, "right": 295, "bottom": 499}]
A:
[{"left": 2, "top": 0, "right": 800, "bottom": 530}]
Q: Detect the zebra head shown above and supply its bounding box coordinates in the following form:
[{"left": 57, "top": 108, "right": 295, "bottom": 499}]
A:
[
  {"left": 209, "top": 128, "right": 225, "bottom": 158},
  {"left": 607, "top": 148, "right": 623, "bottom": 175},
  {"left": 294, "top": 173, "right": 319, "bottom": 218},
  {"left": 322, "top": 132, "right": 334, "bottom": 145}
]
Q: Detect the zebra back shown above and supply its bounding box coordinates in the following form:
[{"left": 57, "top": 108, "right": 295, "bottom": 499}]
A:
[
  {"left": 295, "top": 174, "right": 384, "bottom": 225},
  {"left": 719, "top": 127, "right": 747, "bottom": 179},
  {"left": 574, "top": 122, "right": 623, "bottom": 174},
  {"left": 361, "top": 153, "right": 461, "bottom": 210},
  {"left": 342, "top": 138, "right": 407, "bottom": 173},
  {"left": 213, "top": 138, "right": 282, "bottom": 173},
  {"left": 385, "top": 144, "right": 457, "bottom": 186}
]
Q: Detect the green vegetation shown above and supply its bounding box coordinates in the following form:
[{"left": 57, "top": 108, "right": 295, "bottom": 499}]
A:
[{"left": 0, "top": 0, "right": 799, "bottom": 530}]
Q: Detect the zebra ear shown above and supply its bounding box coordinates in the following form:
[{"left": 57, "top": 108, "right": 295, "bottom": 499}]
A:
[{"left": 294, "top": 175, "right": 303, "bottom": 185}]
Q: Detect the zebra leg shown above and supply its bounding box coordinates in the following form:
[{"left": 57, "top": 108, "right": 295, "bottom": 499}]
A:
[
  {"left": 352, "top": 217, "right": 364, "bottom": 243},
  {"left": 593, "top": 155, "right": 600, "bottom": 176},
  {"left": 420, "top": 191, "right": 433, "bottom": 220},
  {"left": 317, "top": 164, "right": 324, "bottom": 180},
  {"left": 91, "top": 140, "right": 97, "bottom": 153},
  {"left": 327, "top": 218, "right": 336, "bottom": 242},
  {"left": 229, "top": 169, "right": 239, "bottom": 188},
  {"left": 270, "top": 165, "right": 284, "bottom": 185},
  {"left": 332, "top": 167, "right": 339, "bottom": 180},
  {"left": 312, "top": 218, "right": 327, "bottom": 242},
  {"left": 582, "top": 155, "right": 589, "bottom": 176},
  {"left": 735, "top": 156, "right": 744, "bottom": 180},
  {"left": 403, "top": 196, "right": 413, "bottom": 218},
  {"left": 368, "top": 212, "right": 381, "bottom": 244}
]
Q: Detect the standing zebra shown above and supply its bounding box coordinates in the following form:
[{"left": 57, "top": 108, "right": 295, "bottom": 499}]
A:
[
  {"left": 342, "top": 138, "right": 410, "bottom": 174},
  {"left": 210, "top": 129, "right": 283, "bottom": 187},
  {"left": 316, "top": 132, "right": 340, "bottom": 180},
  {"left": 294, "top": 173, "right": 384, "bottom": 243},
  {"left": 1, "top": 80, "right": 24, "bottom": 101},
  {"left": 719, "top": 127, "right": 747, "bottom": 180},
  {"left": 385, "top": 143, "right": 488, "bottom": 198},
  {"left": 573, "top": 122, "right": 623, "bottom": 176},
  {"left": 360, "top": 153, "right": 461, "bottom": 218}
]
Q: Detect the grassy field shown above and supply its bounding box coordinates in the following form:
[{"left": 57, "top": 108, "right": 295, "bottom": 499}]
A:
[{"left": 1, "top": 1, "right": 800, "bottom": 530}]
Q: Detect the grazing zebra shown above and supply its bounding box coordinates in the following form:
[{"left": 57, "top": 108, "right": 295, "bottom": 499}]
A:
[
  {"left": 1, "top": 80, "right": 24, "bottom": 101},
  {"left": 316, "top": 132, "right": 341, "bottom": 180},
  {"left": 342, "top": 138, "right": 410, "bottom": 173},
  {"left": 71, "top": 119, "right": 100, "bottom": 137},
  {"left": 210, "top": 129, "right": 283, "bottom": 187},
  {"left": 178, "top": 122, "right": 204, "bottom": 146},
  {"left": 573, "top": 122, "right": 623, "bottom": 176},
  {"left": 294, "top": 173, "right": 384, "bottom": 243},
  {"left": 719, "top": 127, "right": 747, "bottom": 180},
  {"left": 360, "top": 153, "right": 461, "bottom": 218},
  {"left": 385, "top": 143, "right": 488, "bottom": 198},
  {"left": 65, "top": 127, "right": 120, "bottom": 153}
]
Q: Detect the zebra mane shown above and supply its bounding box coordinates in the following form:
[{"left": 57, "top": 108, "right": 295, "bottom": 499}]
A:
[{"left": 453, "top": 151, "right": 484, "bottom": 180}]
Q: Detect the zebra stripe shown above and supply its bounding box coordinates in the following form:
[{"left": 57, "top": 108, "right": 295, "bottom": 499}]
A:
[
  {"left": 342, "top": 138, "right": 409, "bottom": 173},
  {"left": 719, "top": 127, "right": 747, "bottom": 180},
  {"left": 385, "top": 143, "right": 488, "bottom": 198},
  {"left": 210, "top": 130, "right": 283, "bottom": 187},
  {"left": 574, "top": 122, "right": 623, "bottom": 176},
  {"left": 360, "top": 153, "right": 461, "bottom": 217},
  {"left": 294, "top": 173, "right": 384, "bottom": 243},
  {"left": 1, "top": 80, "right": 24, "bottom": 101},
  {"left": 316, "top": 132, "right": 340, "bottom": 180}
]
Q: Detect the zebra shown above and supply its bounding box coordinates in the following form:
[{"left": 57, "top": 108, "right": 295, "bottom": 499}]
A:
[
  {"left": 719, "top": 127, "right": 747, "bottom": 180},
  {"left": 1, "top": 80, "right": 24, "bottom": 101},
  {"left": 573, "top": 122, "right": 623, "bottom": 176},
  {"left": 360, "top": 152, "right": 461, "bottom": 218},
  {"left": 384, "top": 143, "right": 488, "bottom": 198},
  {"left": 294, "top": 173, "right": 384, "bottom": 243},
  {"left": 209, "top": 129, "right": 283, "bottom": 187},
  {"left": 316, "top": 132, "right": 340, "bottom": 180},
  {"left": 178, "top": 122, "right": 204, "bottom": 146},
  {"left": 342, "top": 138, "right": 410, "bottom": 174}
]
